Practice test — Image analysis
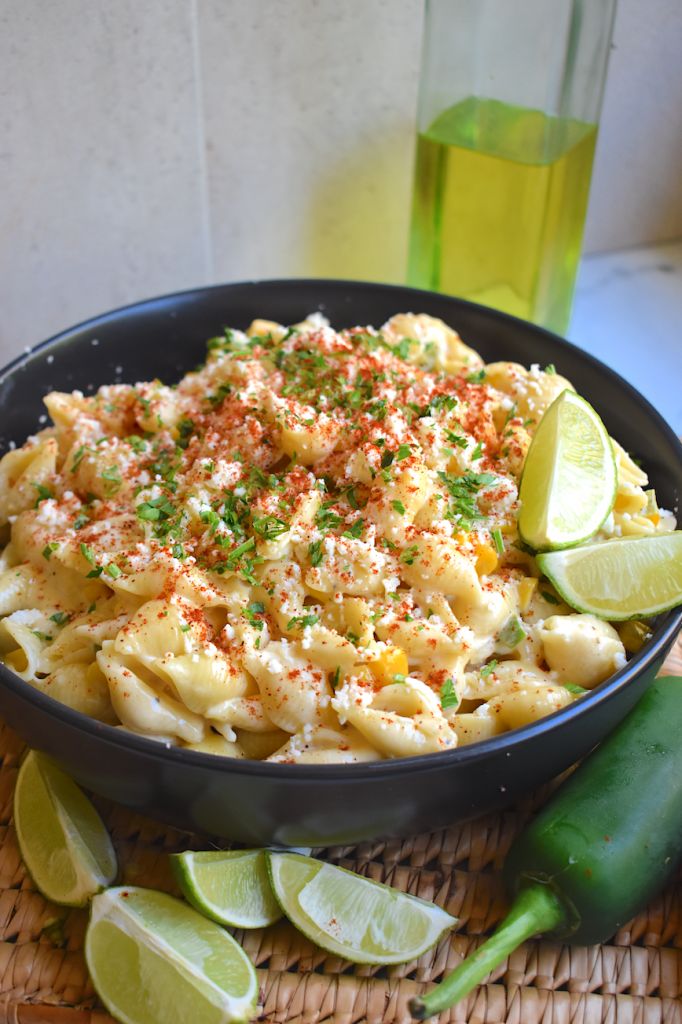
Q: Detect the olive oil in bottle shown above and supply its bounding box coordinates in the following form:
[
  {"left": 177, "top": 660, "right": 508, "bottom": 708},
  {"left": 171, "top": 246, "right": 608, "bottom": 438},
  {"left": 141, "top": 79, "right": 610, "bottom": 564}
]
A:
[{"left": 407, "top": 97, "right": 597, "bottom": 335}]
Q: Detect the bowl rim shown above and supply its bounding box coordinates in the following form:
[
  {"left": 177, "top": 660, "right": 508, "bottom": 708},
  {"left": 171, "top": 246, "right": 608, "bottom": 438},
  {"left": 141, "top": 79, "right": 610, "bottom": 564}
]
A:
[{"left": 1, "top": 277, "right": 680, "bottom": 779}]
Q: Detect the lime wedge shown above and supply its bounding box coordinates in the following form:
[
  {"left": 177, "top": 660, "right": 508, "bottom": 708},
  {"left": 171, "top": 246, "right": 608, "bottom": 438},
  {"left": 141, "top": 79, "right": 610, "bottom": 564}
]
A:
[
  {"left": 85, "top": 886, "right": 258, "bottom": 1024},
  {"left": 266, "top": 851, "right": 456, "bottom": 965},
  {"left": 538, "top": 533, "right": 682, "bottom": 620},
  {"left": 518, "top": 390, "right": 616, "bottom": 550},
  {"left": 171, "top": 849, "right": 282, "bottom": 928},
  {"left": 14, "top": 750, "right": 117, "bottom": 907}
]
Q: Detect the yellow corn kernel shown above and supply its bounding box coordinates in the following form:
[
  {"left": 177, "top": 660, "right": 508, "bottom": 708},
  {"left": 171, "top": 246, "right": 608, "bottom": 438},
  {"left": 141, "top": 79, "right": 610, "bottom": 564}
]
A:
[
  {"left": 367, "top": 646, "right": 408, "bottom": 686},
  {"left": 474, "top": 542, "right": 498, "bottom": 577},
  {"left": 518, "top": 576, "right": 538, "bottom": 612},
  {"left": 246, "top": 318, "right": 286, "bottom": 341},
  {"left": 614, "top": 489, "right": 647, "bottom": 514}
]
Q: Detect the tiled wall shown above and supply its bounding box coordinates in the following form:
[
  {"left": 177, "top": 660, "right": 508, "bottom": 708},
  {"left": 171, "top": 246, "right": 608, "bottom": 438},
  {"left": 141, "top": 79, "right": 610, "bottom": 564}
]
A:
[{"left": 1, "top": 0, "right": 680, "bottom": 358}]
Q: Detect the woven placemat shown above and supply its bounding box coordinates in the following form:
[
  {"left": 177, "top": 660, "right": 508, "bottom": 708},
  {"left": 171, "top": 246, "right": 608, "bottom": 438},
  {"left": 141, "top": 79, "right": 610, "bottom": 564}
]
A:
[{"left": 1, "top": 638, "right": 680, "bottom": 1024}]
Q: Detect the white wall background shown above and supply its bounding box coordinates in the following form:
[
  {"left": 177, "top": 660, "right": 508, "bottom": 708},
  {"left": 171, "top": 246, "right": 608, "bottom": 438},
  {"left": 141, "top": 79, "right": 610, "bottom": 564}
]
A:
[{"left": 0, "top": 0, "right": 680, "bottom": 358}]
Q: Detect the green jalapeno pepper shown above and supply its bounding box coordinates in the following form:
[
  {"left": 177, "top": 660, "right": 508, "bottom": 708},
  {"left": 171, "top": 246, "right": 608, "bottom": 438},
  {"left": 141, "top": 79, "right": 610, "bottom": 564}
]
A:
[{"left": 410, "top": 676, "right": 682, "bottom": 1019}]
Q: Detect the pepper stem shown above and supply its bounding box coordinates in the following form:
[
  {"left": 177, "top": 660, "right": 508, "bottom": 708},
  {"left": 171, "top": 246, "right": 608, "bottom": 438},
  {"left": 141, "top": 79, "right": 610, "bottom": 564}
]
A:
[{"left": 409, "top": 883, "right": 565, "bottom": 1020}]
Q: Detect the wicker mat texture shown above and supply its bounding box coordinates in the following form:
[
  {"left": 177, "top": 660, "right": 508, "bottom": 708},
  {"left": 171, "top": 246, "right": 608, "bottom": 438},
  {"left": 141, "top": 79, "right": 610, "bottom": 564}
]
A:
[{"left": 1, "top": 638, "right": 680, "bottom": 1024}]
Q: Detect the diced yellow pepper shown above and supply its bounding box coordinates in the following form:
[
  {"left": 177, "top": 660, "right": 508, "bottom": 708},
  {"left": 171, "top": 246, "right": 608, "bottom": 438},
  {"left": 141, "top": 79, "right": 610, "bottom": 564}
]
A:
[
  {"left": 246, "top": 318, "right": 286, "bottom": 341},
  {"left": 367, "top": 646, "right": 409, "bottom": 686},
  {"left": 474, "top": 542, "right": 498, "bottom": 577},
  {"left": 614, "top": 489, "right": 647, "bottom": 514},
  {"left": 518, "top": 576, "right": 538, "bottom": 612}
]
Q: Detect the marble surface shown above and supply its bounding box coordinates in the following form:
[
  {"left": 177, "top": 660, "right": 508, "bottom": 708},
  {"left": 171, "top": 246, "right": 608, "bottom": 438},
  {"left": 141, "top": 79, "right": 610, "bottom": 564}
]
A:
[{"left": 570, "top": 239, "right": 682, "bottom": 434}]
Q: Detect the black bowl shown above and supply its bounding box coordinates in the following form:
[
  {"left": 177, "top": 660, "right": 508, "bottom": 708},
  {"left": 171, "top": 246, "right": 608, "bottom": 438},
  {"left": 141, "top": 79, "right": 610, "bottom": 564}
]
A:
[{"left": 0, "top": 279, "right": 680, "bottom": 845}]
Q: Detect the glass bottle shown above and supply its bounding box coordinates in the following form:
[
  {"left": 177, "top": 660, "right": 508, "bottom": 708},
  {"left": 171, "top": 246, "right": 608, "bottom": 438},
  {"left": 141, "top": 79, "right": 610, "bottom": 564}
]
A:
[{"left": 407, "top": 0, "right": 617, "bottom": 335}]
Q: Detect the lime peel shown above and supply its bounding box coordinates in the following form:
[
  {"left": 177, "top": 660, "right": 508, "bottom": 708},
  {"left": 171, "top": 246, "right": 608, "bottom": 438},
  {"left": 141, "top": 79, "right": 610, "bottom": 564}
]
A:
[
  {"left": 14, "top": 750, "right": 117, "bottom": 907},
  {"left": 538, "top": 533, "right": 682, "bottom": 620},
  {"left": 85, "top": 886, "right": 258, "bottom": 1024},
  {"left": 266, "top": 851, "right": 456, "bottom": 965},
  {"left": 518, "top": 390, "right": 616, "bottom": 551},
  {"left": 171, "top": 849, "right": 282, "bottom": 928}
]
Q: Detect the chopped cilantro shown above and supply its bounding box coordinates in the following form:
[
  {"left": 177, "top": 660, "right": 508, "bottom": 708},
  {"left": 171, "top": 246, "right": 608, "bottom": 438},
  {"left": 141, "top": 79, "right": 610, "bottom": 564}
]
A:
[
  {"left": 430, "top": 394, "right": 457, "bottom": 413},
  {"left": 33, "top": 483, "right": 53, "bottom": 507},
  {"left": 252, "top": 515, "right": 289, "bottom": 540},
  {"left": 342, "top": 518, "right": 364, "bottom": 539},
  {"left": 466, "top": 369, "right": 486, "bottom": 384},
  {"left": 287, "top": 614, "right": 319, "bottom": 630},
  {"left": 225, "top": 537, "right": 256, "bottom": 564},
  {"left": 207, "top": 382, "right": 232, "bottom": 407},
  {"left": 200, "top": 507, "right": 220, "bottom": 532},
  {"left": 50, "top": 611, "right": 70, "bottom": 625},
  {"left": 391, "top": 499, "right": 406, "bottom": 515},
  {"left": 101, "top": 465, "right": 122, "bottom": 491},
  {"left": 345, "top": 486, "right": 360, "bottom": 510},
  {"left": 137, "top": 496, "right": 176, "bottom": 522},
  {"left": 127, "top": 435, "right": 148, "bottom": 454},
  {"left": 31, "top": 630, "right": 53, "bottom": 643},
  {"left": 316, "top": 505, "right": 343, "bottom": 532},
  {"left": 544, "top": 363, "right": 556, "bottom": 375},
  {"left": 437, "top": 470, "right": 496, "bottom": 530},
  {"left": 444, "top": 429, "right": 468, "bottom": 448},
  {"left": 176, "top": 417, "right": 195, "bottom": 449},
  {"left": 480, "top": 659, "right": 498, "bottom": 678},
  {"left": 103, "top": 563, "right": 122, "bottom": 579},
  {"left": 70, "top": 445, "right": 88, "bottom": 472},
  {"left": 73, "top": 513, "right": 89, "bottom": 530},
  {"left": 400, "top": 544, "right": 419, "bottom": 565},
  {"left": 243, "top": 601, "right": 265, "bottom": 630},
  {"left": 396, "top": 444, "right": 412, "bottom": 461},
  {"left": 392, "top": 337, "right": 414, "bottom": 360},
  {"left": 42, "top": 542, "right": 58, "bottom": 561},
  {"left": 308, "top": 539, "right": 324, "bottom": 567},
  {"left": 238, "top": 556, "right": 261, "bottom": 585},
  {"left": 440, "top": 678, "right": 458, "bottom": 710}
]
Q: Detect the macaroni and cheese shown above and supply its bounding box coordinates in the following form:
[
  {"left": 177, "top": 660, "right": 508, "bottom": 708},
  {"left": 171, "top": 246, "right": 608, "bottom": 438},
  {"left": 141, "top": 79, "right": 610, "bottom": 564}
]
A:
[{"left": 0, "top": 313, "right": 675, "bottom": 763}]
